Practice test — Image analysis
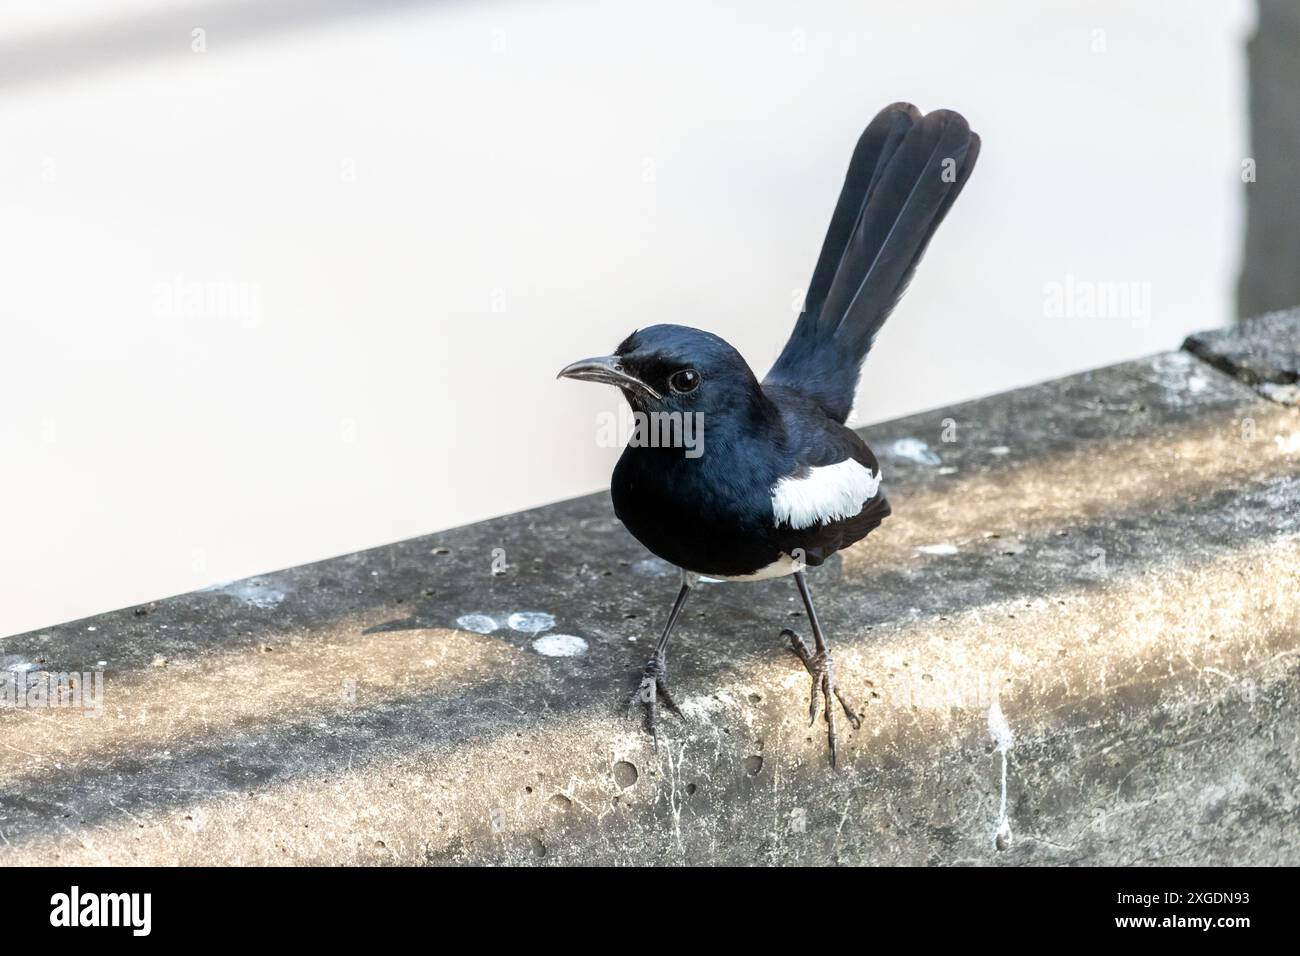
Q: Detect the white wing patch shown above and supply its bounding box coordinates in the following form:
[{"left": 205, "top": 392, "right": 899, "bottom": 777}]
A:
[{"left": 771, "top": 458, "right": 881, "bottom": 530}]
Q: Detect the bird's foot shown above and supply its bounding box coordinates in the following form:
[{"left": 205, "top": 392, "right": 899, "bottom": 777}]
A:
[
  {"left": 627, "top": 654, "right": 687, "bottom": 746},
  {"left": 782, "top": 628, "right": 862, "bottom": 768}
]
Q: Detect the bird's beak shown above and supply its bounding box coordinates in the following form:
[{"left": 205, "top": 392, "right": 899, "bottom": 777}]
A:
[{"left": 556, "top": 355, "right": 663, "bottom": 400}]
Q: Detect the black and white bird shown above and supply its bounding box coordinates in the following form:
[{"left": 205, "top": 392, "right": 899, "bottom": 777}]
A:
[{"left": 559, "top": 103, "right": 980, "bottom": 765}]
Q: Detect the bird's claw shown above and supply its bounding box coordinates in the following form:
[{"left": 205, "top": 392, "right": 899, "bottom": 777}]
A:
[
  {"left": 782, "top": 628, "right": 862, "bottom": 768},
  {"left": 627, "top": 655, "right": 686, "bottom": 746}
]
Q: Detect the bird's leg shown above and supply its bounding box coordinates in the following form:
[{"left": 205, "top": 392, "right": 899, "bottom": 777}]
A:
[
  {"left": 783, "top": 570, "right": 862, "bottom": 767},
  {"left": 628, "top": 573, "right": 694, "bottom": 745}
]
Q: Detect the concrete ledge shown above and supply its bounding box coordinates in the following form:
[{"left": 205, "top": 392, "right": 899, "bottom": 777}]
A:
[
  {"left": 1184, "top": 306, "right": 1300, "bottom": 404},
  {"left": 2, "top": 330, "right": 1299, "bottom": 865}
]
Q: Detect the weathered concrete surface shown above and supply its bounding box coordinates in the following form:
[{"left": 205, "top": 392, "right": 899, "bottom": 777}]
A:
[
  {"left": 2, "top": 342, "right": 1299, "bottom": 865},
  {"left": 1185, "top": 307, "right": 1300, "bottom": 404}
]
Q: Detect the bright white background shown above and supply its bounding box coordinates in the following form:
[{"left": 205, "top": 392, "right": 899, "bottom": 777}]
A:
[{"left": 0, "top": 0, "right": 1254, "bottom": 637}]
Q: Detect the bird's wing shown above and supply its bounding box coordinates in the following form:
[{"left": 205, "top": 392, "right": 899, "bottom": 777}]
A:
[
  {"left": 771, "top": 427, "right": 881, "bottom": 531},
  {"left": 760, "top": 391, "right": 890, "bottom": 561},
  {"left": 771, "top": 424, "right": 892, "bottom": 564},
  {"left": 765, "top": 104, "right": 980, "bottom": 423}
]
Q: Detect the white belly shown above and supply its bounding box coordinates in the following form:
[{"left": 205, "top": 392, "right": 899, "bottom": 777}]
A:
[{"left": 698, "top": 553, "right": 804, "bottom": 583}]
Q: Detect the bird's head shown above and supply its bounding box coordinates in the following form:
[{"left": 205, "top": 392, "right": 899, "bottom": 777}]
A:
[{"left": 558, "top": 324, "right": 763, "bottom": 417}]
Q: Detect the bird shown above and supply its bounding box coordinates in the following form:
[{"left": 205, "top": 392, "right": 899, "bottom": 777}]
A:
[{"left": 558, "top": 103, "right": 980, "bottom": 766}]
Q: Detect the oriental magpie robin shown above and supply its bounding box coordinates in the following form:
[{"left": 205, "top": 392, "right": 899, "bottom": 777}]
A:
[{"left": 559, "top": 103, "right": 980, "bottom": 765}]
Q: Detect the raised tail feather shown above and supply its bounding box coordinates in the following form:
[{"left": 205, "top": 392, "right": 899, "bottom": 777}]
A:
[{"left": 765, "top": 103, "right": 980, "bottom": 423}]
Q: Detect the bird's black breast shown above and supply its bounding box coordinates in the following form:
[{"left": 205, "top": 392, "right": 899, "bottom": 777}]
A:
[{"left": 611, "top": 444, "right": 787, "bottom": 578}]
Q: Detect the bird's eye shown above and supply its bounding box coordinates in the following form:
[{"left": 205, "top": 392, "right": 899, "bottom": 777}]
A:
[{"left": 668, "top": 369, "right": 700, "bottom": 394}]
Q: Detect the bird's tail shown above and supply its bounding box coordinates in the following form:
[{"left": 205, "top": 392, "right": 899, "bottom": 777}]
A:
[{"left": 765, "top": 104, "right": 980, "bottom": 422}]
